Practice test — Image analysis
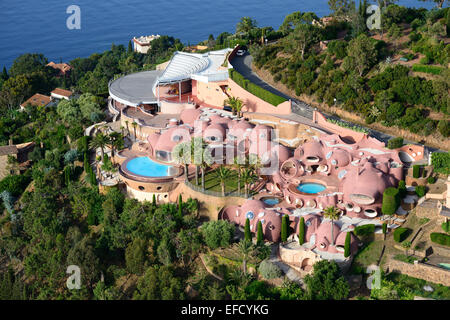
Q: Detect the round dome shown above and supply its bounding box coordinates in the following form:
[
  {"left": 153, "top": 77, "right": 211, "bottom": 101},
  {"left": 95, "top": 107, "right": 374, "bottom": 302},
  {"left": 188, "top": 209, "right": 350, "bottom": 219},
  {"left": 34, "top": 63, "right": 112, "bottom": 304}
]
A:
[{"left": 180, "top": 108, "right": 202, "bottom": 125}]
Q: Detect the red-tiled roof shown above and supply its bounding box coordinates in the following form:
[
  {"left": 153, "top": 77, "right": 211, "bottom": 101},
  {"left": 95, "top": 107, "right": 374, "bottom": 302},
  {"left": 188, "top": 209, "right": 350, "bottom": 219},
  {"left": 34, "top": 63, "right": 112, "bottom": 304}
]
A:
[
  {"left": 51, "top": 88, "right": 73, "bottom": 98},
  {"left": 21, "top": 93, "right": 52, "bottom": 108}
]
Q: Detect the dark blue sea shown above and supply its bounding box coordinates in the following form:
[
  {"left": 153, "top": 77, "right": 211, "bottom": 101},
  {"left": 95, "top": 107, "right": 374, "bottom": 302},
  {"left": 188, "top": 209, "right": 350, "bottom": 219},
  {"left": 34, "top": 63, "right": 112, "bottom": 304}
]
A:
[{"left": 0, "top": 0, "right": 436, "bottom": 69}]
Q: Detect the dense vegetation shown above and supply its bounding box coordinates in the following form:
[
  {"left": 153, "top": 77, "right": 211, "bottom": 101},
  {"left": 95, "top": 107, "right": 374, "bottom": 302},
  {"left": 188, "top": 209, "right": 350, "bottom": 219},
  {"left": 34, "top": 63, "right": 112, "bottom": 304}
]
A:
[{"left": 251, "top": 4, "right": 449, "bottom": 139}]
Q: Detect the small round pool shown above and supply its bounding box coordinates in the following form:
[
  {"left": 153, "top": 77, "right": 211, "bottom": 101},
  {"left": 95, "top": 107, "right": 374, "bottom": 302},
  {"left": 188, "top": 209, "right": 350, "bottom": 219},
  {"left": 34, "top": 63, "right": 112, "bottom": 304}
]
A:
[
  {"left": 262, "top": 197, "right": 282, "bottom": 206},
  {"left": 296, "top": 183, "right": 326, "bottom": 194},
  {"left": 126, "top": 157, "right": 174, "bottom": 177}
]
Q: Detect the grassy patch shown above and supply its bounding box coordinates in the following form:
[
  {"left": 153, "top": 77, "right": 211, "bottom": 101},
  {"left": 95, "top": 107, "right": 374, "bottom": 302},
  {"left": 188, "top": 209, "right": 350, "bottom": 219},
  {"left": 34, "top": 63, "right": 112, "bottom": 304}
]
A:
[
  {"left": 190, "top": 169, "right": 247, "bottom": 194},
  {"left": 386, "top": 272, "right": 450, "bottom": 300},
  {"left": 350, "top": 240, "right": 384, "bottom": 274},
  {"left": 393, "top": 254, "right": 416, "bottom": 264},
  {"left": 412, "top": 64, "right": 444, "bottom": 75}
]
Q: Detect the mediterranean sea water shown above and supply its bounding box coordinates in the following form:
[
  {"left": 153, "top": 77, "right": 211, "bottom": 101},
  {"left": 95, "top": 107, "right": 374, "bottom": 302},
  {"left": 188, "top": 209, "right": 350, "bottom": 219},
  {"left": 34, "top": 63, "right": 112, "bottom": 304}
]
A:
[{"left": 0, "top": 0, "right": 436, "bottom": 69}]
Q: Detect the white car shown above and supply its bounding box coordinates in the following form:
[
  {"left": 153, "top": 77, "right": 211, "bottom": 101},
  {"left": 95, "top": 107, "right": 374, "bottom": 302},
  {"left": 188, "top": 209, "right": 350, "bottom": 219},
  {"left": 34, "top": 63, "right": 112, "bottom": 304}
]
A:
[{"left": 236, "top": 49, "right": 246, "bottom": 56}]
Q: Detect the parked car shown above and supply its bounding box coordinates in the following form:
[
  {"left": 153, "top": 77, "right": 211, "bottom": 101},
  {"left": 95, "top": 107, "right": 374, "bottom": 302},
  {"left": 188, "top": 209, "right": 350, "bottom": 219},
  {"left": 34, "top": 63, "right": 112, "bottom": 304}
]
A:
[
  {"left": 223, "top": 106, "right": 232, "bottom": 112},
  {"left": 236, "top": 49, "right": 246, "bottom": 56}
]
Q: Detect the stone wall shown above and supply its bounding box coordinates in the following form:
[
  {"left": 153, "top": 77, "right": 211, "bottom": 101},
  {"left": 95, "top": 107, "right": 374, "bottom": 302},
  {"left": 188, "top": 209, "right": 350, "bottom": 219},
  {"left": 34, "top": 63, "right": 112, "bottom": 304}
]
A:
[
  {"left": 385, "top": 257, "right": 450, "bottom": 287},
  {"left": 169, "top": 182, "right": 247, "bottom": 221}
]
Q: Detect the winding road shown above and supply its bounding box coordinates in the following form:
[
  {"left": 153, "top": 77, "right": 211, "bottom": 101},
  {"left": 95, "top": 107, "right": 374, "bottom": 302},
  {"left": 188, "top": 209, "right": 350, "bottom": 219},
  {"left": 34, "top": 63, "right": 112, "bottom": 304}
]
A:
[{"left": 231, "top": 53, "right": 442, "bottom": 153}]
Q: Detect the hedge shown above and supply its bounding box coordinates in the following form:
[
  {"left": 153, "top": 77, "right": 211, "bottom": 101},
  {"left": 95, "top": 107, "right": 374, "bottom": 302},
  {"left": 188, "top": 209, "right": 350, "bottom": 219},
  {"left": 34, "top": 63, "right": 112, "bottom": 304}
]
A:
[
  {"left": 281, "top": 214, "right": 289, "bottom": 242},
  {"left": 412, "top": 165, "right": 420, "bottom": 178},
  {"left": 430, "top": 233, "right": 450, "bottom": 247},
  {"left": 387, "top": 137, "right": 404, "bottom": 149},
  {"left": 354, "top": 224, "right": 375, "bottom": 236},
  {"left": 394, "top": 227, "right": 410, "bottom": 243},
  {"left": 245, "top": 218, "right": 251, "bottom": 241},
  {"left": 382, "top": 187, "right": 400, "bottom": 215},
  {"left": 298, "top": 217, "right": 305, "bottom": 245},
  {"left": 412, "top": 64, "right": 444, "bottom": 75},
  {"left": 398, "top": 180, "right": 407, "bottom": 198},
  {"left": 229, "top": 69, "right": 287, "bottom": 106},
  {"left": 442, "top": 221, "right": 450, "bottom": 233},
  {"left": 415, "top": 185, "right": 426, "bottom": 198},
  {"left": 344, "top": 232, "right": 351, "bottom": 258},
  {"left": 431, "top": 152, "right": 450, "bottom": 175}
]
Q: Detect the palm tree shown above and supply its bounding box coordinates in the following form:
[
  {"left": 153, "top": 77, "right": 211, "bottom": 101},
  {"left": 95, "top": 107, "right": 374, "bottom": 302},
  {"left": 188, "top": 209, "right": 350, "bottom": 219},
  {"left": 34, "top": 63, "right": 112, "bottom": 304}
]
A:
[
  {"left": 200, "top": 147, "right": 214, "bottom": 191},
  {"left": 191, "top": 137, "right": 207, "bottom": 186},
  {"left": 234, "top": 98, "right": 245, "bottom": 118},
  {"left": 233, "top": 156, "right": 244, "bottom": 195},
  {"left": 172, "top": 142, "right": 191, "bottom": 181},
  {"left": 108, "top": 131, "right": 124, "bottom": 164},
  {"left": 215, "top": 165, "right": 232, "bottom": 196},
  {"left": 241, "top": 167, "right": 257, "bottom": 198},
  {"left": 125, "top": 120, "right": 129, "bottom": 136},
  {"left": 131, "top": 121, "right": 138, "bottom": 141},
  {"left": 236, "top": 239, "right": 255, "bottom": 275},
  {"left": 89, "top": 132, "right": 110, "bottom": 163},
  {"left": 323, "top": 206, "right": 341, "bottom": 246}
]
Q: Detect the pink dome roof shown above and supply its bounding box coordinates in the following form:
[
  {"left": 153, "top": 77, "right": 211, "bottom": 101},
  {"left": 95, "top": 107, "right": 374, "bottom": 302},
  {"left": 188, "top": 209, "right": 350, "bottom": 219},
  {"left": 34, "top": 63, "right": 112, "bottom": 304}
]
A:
[
  {"left": 154, "top": 126, "right": 191, "bottom": 153},
  {"left": 241, "top": 199, "right": 267, "bottom": 214},
  {"left": 147, "top": 132, "right": 160, "bottom": 147},
  {"left": 250, "top": 124, "right": 272, "bottom": 141},
  {"left": 315, "top": 221, "right": 341, "bottom": 247},
  {"left": 303, "top": 140, "right": 324, "bottom": 158},
  {"left": 180, "top": 108, "right": 202, "bottom": 125},
  {"left": 275, "top": 144, "right": 291, "bottom": 164},
  {"left": 343, "top": 162, "right": 388, "bottom": 202},
  {"left": 330, "top": 148, "right": 351, "bottom": 167},
  {"left": 204, "top": 123, "right": 226, "bottom": 142}
]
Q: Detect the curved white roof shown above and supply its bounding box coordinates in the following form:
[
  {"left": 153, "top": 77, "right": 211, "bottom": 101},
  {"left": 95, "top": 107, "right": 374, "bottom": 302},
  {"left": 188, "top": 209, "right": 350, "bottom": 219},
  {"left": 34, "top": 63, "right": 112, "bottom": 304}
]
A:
[
  {"left": 158, "top": 52, "right": 209, "bottom": 84},
  {"left": 156, "top": 49, "right": 232, "bottom": 85}
]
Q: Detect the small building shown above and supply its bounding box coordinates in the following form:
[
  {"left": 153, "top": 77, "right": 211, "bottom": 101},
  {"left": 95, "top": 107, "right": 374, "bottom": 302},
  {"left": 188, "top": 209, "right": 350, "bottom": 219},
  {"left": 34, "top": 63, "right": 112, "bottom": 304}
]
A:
[
  {"left": 47, "top": 62, "right": 72, "bottom": 77},
  {"left": 51, "top": 88, "right": 74, "bottom": 101},
  {"left": 132, "top": 35, "right": 161, "bottom": 54},
  {"left": 20, "top": 93, "right": 53, "bottom": 110},
  {"left": 0, "top": 141, "right": 35, "bottom": 179}
]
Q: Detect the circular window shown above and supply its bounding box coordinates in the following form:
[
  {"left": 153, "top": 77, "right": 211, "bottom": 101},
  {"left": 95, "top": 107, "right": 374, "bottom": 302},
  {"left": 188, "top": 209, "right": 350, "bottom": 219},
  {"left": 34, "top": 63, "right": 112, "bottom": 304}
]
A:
[
  {"left": 320, "top": 243, "right": 326, "bottom": 249},
  {"left": 246, "top": 211, "right": 254, "bottom": 220},
  {"left": 306, "top": 220, "right": 311, "bottom": 227},
  {"left": 157, "top": 186, "right": 162, "bottom": 190},
  {"left": 138, "top": 186, "right": 145, "bottom": 191},
  {"left": 164, "top": 195, "right": 168, "bottom": 198}
]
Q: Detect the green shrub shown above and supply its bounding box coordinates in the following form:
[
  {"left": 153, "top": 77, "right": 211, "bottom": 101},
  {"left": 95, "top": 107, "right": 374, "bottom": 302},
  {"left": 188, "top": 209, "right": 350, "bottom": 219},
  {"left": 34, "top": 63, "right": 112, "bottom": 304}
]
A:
[
  {"left": 258, "top": 260, "right": 283, "bottom": 279},
  {"left": 229, "top": 69, "right": 287, "bottom": 106},
  {"left": 412, "top": 165, "right": 420, "bottom": 178},
  {"left": 382, "top": 187, "right": 400, "bottom": 215},
  {"left": 427, "top": 176, "right": 436, "bottom": 184},
  {"left": 354, "top": 224, "right": 375, "bottom": 236},
  {"left": 387, "top": 137, "right": 404, "bottom": 149},
  {"left": 382, "top": 222, "right": 387, "bottom": 235},
  {"left": 281, "top": 215, "right": 289, "bottom": 242},
  {"left": 442, "top": 221, "right": 450, "bottom": 233},
  {"left": 398, "top": 180, "right": 407, "bottom": 198},
  {"left": 394, "top": 227, "right": 410, "bottom": 243},
  {"left": 415, "top": 185, "right": 426, "bottom": 197},
  {"left": 412, "top": 64, "right": 444, "bottom": 75},
  {"left": 201, "top": 220, "right": 236, "bottom": 249},
  {"left": 437, "top": 120, "right": 449, "bottom": 137},
  {"left": 256, "top": 220, "right": 263, "bottom": 244},
  {"left": 430, "top": 233, "right": 450, "bottom": 247},
  {"left": 344, "top": 232, "right": 351, "bottom": 258},
  {"left": 431, "top": 152, "right": 450, "bottom": 175},
  {"left": 298, "top": 217, "right": 305, "bottom": 245},
  {"left": 244, "top": 218, "right": 251, "bottom": 241}
]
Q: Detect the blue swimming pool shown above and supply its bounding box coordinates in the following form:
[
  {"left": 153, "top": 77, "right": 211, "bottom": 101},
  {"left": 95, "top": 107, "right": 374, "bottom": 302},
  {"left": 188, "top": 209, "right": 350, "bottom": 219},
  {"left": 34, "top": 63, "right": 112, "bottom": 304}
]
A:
[
  {"left": 296, "top": 183, "right": 326, "bottom": 194},
  {"left": 126, "top": 157, "right": 174, "bottom": 177}
]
